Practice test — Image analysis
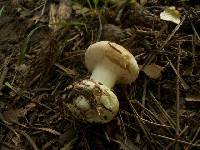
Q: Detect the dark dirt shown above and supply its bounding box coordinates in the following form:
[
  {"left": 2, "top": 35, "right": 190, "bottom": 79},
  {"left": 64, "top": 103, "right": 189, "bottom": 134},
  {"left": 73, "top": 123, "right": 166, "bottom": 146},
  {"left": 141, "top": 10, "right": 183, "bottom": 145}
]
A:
[{"left": 0, "top": 0, "right": 200, "bottom": 149}]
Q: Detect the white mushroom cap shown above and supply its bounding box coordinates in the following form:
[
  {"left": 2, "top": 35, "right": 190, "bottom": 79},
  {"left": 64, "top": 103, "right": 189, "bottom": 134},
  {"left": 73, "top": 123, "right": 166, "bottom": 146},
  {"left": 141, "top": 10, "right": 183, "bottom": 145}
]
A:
[
  {"left": 68, "top": 79, "right": 119, "bottom": 123},
  {"left": 85, "top": 41, "right": 139, "bottom": 85}
]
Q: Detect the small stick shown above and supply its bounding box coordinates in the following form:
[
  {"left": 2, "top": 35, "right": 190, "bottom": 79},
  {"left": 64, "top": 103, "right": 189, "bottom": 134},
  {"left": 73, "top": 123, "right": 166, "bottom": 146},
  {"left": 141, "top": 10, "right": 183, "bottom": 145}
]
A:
[
  {"left": 175, "top": 43, "right": 181, "bottom": 148},
  {"left": 152, "top": 133, "right": 200, "bottom": 147}
]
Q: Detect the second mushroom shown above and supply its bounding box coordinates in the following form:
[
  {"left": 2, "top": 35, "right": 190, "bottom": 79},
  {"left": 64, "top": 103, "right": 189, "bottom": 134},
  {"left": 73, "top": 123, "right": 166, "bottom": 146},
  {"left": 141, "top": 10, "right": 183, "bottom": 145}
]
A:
[{"left": 67, "top": 41, "right": 139, "bottom": 123}]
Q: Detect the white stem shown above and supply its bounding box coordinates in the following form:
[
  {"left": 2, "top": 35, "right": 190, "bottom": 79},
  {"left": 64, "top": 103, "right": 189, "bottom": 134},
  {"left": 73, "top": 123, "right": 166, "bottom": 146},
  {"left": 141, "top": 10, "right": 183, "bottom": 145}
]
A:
[{"left": 90, "top": 60, "right": 118, "bottom": 89}]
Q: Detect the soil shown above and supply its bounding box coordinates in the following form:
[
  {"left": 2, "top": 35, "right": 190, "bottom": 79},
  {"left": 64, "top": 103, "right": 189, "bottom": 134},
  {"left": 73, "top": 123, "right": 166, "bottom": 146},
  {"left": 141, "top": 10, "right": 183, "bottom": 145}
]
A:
[{"left": 0, "top": 0, "right": 200, "bottom": 149}]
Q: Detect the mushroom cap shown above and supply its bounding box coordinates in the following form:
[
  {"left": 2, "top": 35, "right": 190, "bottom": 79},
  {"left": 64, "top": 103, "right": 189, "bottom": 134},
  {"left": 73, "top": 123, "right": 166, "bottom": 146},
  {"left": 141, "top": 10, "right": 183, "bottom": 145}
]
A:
[
  {"left": 68, "top": 79, "right": 119, "bottom": 123},
  {"left": 85, "top": 41, "right": 139, "bottom": 84}
]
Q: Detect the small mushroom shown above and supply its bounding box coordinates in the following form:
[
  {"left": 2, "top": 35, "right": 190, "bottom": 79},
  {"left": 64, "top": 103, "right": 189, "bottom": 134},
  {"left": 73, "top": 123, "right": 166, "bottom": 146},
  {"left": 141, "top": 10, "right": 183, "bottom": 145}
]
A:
[{"left": 68, "top": 41, "right": 139, "bottom": 123}]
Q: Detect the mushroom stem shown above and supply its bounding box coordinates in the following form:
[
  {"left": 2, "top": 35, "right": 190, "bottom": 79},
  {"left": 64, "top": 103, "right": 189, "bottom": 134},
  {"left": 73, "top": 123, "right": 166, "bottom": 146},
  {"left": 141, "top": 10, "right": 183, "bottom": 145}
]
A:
[{"left": 90, "top": 59, "right": 118, "bottom": 89}]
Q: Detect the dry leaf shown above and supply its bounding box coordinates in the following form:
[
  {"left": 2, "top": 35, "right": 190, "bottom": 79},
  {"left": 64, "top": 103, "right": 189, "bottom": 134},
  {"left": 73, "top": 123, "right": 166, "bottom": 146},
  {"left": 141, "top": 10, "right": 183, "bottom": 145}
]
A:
[
  {"left": 139, "top": 0, "right": 147, "bottom": 6},
  {"left": 15, "top": 64, "right": 30, "bottom": 75},
  {"left": 140, "top": 64, "right": 163, "bottom": 79},
  {"left": 185, "top": 93, "right": 200, "bottom": 102},
  {"left": 49, "top": 0, "right": 72, "bottom": 31},
  {"left": 3, "top": 103, "right": 36, "bottom": 124},
  {"left": 185, "top": 93, "right": 200, "bottom": 109},
  {"left": 182, "top": 66, "right": 193, "bottom": 76},
  {"left": 12, "top": 135, "right": 21, "bottom": 146},
  {"left": 72, "top": 3, "right": 90, "bottom": 15},
  {"left": 160, "top": 6, "right": 181, "bottom": 24},
  {"left": 30, "top": 15, "right": 47, "bottom": 24}
]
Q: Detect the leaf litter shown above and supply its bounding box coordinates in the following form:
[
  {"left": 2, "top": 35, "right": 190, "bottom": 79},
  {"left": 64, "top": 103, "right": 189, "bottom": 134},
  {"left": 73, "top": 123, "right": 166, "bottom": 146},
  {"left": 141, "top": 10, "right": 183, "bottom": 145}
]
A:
[{"left": 0, "top": 0, "right": 200, "bottom": 149}]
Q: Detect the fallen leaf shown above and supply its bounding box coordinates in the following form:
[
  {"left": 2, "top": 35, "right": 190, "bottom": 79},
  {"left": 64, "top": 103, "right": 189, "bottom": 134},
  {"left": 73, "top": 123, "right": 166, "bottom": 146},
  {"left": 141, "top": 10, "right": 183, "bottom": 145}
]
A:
[
  {"left": 49, "top": 0, "right": 72, "bottom": 31},
  {"left": 3, "top": 103, "right": 36, "bottom": 124},
  {"left": 140, "top": 64, "right": 163, "bottom": 79},
  {"left": 72, "top": 3, "right": 90, "bottom": 15},
  {"left": 185, "top": 93, "right": 200, "bottom": 102},
  {"left": 182, "top": 66, "right": 193, "bottom": 76},
  {"left": 139, "top": 0, "right": 147, "bottom": 6},
  {"left": 102, "top": 24, "right": 125, "bottom": 42},
  {"left": 185, "top": 93, "right": 200, "bottom": 109},
  {"left": 160, "top": 6, "right": 181, "bottom": 24},
  {"left": 30, "top": 15, "right": 47, "bottom": 24},
  {"left": 15, "top": 64, "right": 30, "bottom": 75},
  {"left": 12, "top": 135, "right": 21, "bottom": 146}
]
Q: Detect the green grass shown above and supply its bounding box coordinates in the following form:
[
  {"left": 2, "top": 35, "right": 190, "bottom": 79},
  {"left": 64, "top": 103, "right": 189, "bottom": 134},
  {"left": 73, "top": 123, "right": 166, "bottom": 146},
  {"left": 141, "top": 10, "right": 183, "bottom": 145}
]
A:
[
  {"left": 0, "top": 6, "right": 5, "bottom": 17},
  {"left": 18, "top": 25, "right": 46, "bottom": 65}
]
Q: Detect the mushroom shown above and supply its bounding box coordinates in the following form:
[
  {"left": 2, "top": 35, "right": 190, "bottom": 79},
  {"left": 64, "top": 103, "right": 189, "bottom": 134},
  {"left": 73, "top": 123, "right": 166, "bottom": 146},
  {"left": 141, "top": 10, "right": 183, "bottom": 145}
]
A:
[
  {"left": 85, "top": 41, "right": 139, "bottom": 88},
  {"left": 68, "top": 79, "right": 119, "bottom": 123},
  {"left": 68, "top": 41, "right": 139, "bottom": 123}
]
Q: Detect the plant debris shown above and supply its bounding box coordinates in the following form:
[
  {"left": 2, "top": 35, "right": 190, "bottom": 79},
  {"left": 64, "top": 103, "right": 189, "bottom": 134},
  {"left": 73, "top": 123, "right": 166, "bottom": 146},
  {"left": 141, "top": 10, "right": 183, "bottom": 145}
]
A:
[
  {"left": 160, "top": 6, "right": 181, "bottom": 24},
  {"left": 0, "top": 0, "right": 200, "bottom": 149},
  {"left": 140, "top": 64, "right": 164, "bottom": 79}
]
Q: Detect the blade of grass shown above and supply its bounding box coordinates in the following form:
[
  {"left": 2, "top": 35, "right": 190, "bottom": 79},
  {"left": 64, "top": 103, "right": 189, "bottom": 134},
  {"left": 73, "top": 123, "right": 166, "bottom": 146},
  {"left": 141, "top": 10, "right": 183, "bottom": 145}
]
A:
[
  {"left": 0, "top": 6, "right": 5, "bottom": 17},
  {"left": 96, "top": 14, "right": 102, "bottom": 41},
  {"left": 19, "top": 25, "right": 46, "bottom": 65},
  {"left": 93, "top": 0, "right": 99, "bottom": 10},
  {"left": 86, "top": 0, "right": 93, "bottom": 10}
]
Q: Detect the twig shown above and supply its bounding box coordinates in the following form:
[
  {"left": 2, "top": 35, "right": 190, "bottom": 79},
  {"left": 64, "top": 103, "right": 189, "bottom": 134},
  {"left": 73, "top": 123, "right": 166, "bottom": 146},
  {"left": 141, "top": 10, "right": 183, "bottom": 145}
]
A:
[
  {"left": 41, "top": 0, "right": 48, "bottom": 16},
  {"left": 115, "top": 0, "right": 128, "bottom": 23},
  {"left": 0, "top": 56, "right": 11, "bottom": 91},
  {"left": 0, "top": 142, "right": 22, "bottom": 150},
  {"left": 5, "top": 82, "right": 56, "bottom": 112},
  {"left": 128, "top": 101, "right": 157, "bottom": 149},
  {"left": 175, "top": 43, "right": 181, "bottom": 149},
  {"left": 41, "top": 138, "right": 57, "bottom": 150},
  {"left": 185, "top": 127, "right": 200, "bottom": 150},
  {"left": 0, "top": 121, "right": 20, "bottom": 137},
  {"left": 166, "top": 56, "right": 190, "bottom": 90},
  {"left": 152, "top": 133, "right": 200, "bottom": 147},
  {"left": 144, "top": 15, "right": 186, "bottom": 66},
  {"left": 165, "top": 126, "right": 189, "bottom": 149},
  {"left": 17, "top": 129, "right": 39, "bottom": 150},
  {"left": 160, "top": 15, "right": 186, "bottom": 51},
  {"left": 119, "top": 111, "right": 128, "bottom": 145},
  {"left": 130, "top": 100, "right": 173, "bottom": 132},
  {"left": 97, "top": 14, "right": 102, "bottom": 41},
  {"left": 82, "top": 130, "right": 91, "bottom": 150},
  {"left": 149, "top": 91, "right": 177, "bottom": 130},
  {"left": 192, "top": 35, "right": 196, "bottom": 73},
  {"left": 142, "top": 78, "right": 147, "bottom": 107},
  {"left": 188, "top": 12, "right": 200, "bottom": 41},
  {"left": 141, "top": 118, "right": 172, "bottom": 129},
  {"left": 136, "top": 78, "right": 147, "bottom": 146}
]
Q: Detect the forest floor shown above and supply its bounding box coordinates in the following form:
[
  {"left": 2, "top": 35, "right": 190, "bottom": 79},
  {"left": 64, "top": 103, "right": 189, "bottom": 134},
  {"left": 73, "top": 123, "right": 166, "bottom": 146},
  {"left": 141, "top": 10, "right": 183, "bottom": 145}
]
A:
[{"left": 0, "top": 0, "right": 200, "bottom": 149}]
